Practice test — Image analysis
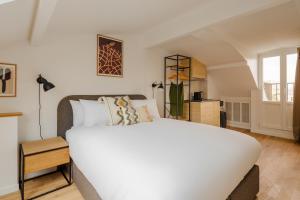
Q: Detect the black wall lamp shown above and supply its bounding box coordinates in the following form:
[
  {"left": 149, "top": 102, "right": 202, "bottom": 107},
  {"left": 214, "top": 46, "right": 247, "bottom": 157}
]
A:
[
  {"left": 152, "top": 81, "right": 164, "bottom": 89},
  {"left": 36, "top": 74, "right": 55, "bottom": 139},
  {"left": 152, "top": 81, "right": 164, "bottom": 98}
]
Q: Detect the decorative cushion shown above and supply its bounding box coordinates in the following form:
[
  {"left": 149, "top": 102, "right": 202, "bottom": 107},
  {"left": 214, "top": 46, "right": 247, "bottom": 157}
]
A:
[
  {"left": 131, "top": 99, "right": 161, "bottom": 119},
  {"left": 120, "top": 105, "right": 139, "bottom": 125},
  {"left": 101, "top": 96, "right": 131, "bottom": 125},
  {"left": 136, "top": 105, "right": 153, "bottom": 122}
]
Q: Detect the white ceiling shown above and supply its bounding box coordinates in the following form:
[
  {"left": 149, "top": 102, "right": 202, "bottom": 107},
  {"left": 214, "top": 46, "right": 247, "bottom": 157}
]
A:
[
  {"left": 47, "top": 0, "right": 211, "bottom": 35},
  {"left": 0, "top": 0, "right": 299, "bottom": 68},
  {"left": 0, "top": 0, "right": 35, "bottom": 48},
  {"left": 210, "top": 1, "right": 300, "bottom": 55},
  {"left": 158, "top": 0, "right": 300, "bottom": 66},
  {"left": 159, "top": 30, "right": 245, "bottom": 66}
]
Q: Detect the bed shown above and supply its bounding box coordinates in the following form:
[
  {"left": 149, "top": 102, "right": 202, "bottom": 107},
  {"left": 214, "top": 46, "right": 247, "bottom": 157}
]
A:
[{"left": 57, "top": 95, "right": 261, "bottom": 200}]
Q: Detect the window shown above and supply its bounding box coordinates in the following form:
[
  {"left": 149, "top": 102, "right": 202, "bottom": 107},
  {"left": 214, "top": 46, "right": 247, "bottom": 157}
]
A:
[
  {"left": 262, "top": 56, "right": 280, "bottom": 102},
  {"left": 286, "top": 53, "right": 297, "bottom": 102}
]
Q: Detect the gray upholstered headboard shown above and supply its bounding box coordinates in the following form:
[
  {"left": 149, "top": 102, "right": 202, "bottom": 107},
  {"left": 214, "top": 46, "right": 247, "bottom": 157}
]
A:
[{"left": 57, "top": 94, "right": 147, "bottom": 138}]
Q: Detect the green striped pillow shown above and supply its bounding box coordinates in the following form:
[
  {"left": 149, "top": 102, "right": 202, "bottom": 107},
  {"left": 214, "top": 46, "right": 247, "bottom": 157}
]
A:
[{"left": 120, "top": 105, "right": 139, "bottom": 125}]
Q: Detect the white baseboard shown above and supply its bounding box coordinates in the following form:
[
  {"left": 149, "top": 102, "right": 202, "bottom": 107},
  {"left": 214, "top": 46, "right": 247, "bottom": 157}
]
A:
[
  {"left": 0, "top": 184, "right": 18, "bottom": 196},
  {"left": 251, "top": 128, "right": 294, "bottom": 140},
  {"left": 227, "top": 121, "right": 250, "bottom": 129}
]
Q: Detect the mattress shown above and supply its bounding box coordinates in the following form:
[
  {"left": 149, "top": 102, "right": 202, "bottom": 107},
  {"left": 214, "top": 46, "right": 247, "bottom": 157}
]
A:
[{"left": 66, "top": 118, "right": 261, "bottom": 200}]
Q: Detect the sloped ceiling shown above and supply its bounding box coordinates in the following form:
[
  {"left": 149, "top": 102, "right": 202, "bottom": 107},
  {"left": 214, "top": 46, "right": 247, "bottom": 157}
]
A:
[
  {"left": 0, "top": 0, "right": 298, "bottom": 69},
  {"left": 47, "top": 0, "right": 211, "bottom": 36},
  {"left": 158, "top": 30, "right": 245, "bottom": 66},
  {"left": 158, "top": 0, "right": 300, "bottom": 67},
  {"left": 0, "top": 0, "right": 35, "bottom": 48},
  {"left": 207, "top": 67, "right": 256, "bottom": 98},
  {"left": 0, "top": 0, "right": 213, "bottom": 48},
  {"left": 209, "top": 1, "right": 300, "bottom": 56}
]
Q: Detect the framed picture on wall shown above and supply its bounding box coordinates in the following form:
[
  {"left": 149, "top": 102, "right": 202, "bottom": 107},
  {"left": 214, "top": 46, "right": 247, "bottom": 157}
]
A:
[
  {"left": 97, "top": 35, "right": 123, "bottom": 77},
  {"left": 0, "top": 63, "right": 17, "bottom": 97}
]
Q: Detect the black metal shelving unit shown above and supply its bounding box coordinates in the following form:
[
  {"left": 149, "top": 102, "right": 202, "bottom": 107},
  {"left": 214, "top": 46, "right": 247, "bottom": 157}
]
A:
[{"left": 164, "top": 54, "right": 191, "bottom": 121}]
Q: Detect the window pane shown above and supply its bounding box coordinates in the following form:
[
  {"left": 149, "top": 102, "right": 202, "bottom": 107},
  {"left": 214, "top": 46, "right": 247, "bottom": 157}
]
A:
[
  {"left": 287, "top": 53, "right": 297, "bottom": 102},
  {"left": 263, "top": 56, "right": 280, "bottom": 102}
]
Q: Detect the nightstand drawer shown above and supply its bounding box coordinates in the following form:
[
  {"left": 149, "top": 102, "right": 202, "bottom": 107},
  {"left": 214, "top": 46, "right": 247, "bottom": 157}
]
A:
[{"left": 24, "top": 148, "right": 69, "bottom": 174}]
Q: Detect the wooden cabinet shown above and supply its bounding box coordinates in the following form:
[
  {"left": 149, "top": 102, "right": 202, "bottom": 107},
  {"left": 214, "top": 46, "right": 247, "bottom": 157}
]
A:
[
  {"left": 190, "top": 58, "right": 207, "bottom": 79},
  {"left": 184, "top": 101, "right": 220, "bottom": 126},
  {"left": 21, "top": 137, "right": 70, "bottom": 174},
  {"left": 24, "top": 148, "right": 69, "bottom": 174},
  {"left": 180, "top": 58, "right": 207, "bottom": 79},
  {"left": 20, "top": 137, "right": 72, "bottom": 200}
]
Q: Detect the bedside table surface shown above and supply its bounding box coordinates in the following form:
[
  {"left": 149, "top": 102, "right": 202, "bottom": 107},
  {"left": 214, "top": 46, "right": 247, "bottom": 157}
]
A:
[{"left": 22, "top": 136, "right": 68, "bottom": 156}]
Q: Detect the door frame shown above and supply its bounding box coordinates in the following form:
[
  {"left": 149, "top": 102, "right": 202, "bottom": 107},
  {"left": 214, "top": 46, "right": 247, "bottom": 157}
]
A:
[{"left": 258, "top": 47, "right": 297, "bottom": 131}]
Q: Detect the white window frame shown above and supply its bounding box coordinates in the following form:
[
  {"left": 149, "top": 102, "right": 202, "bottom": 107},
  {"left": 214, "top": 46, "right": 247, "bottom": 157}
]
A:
[{"left": 258, "top": 47, "right": 297, "bottom": 105}]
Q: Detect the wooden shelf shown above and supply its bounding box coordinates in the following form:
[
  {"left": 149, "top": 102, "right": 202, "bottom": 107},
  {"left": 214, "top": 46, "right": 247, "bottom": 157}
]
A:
[{"left": 0, "top": 112, "right": 23, "bottom": 118}]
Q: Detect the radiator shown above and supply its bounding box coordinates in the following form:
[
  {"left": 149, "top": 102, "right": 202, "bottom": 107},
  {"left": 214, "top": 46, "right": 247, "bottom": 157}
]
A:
[{"left": 221, "top": 97, "right": 250, "bottom": 129}]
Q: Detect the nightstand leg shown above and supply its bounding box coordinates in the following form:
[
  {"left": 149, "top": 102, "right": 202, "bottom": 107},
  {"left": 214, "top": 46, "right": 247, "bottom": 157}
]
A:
[
  {"left": 18, "top": 144, "right": 21, "bottom": 190},
  {"left": 21, "top": 150, "right": 25, "bottom": 200},
  {"left": 69, "top": 158, "right": 73, "bottom": 184}
]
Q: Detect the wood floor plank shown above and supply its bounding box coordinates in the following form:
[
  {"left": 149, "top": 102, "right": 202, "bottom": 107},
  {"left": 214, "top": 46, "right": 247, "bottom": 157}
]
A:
[{"left": 0, "top": 128, "right": 299, "bottom": 200}]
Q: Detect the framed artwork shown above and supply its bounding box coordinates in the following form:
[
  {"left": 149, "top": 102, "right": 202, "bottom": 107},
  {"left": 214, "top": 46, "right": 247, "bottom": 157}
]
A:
[
  {"left": 97, "top": 35, "right": 123, "bottom": 77},
  {"left": 0, "top": 63, "right": 16, "bottom": 97}
]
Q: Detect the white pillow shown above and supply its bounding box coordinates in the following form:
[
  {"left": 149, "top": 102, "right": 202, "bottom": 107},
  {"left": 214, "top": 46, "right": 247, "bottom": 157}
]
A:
[
  {"left": 70, "top": 100, "right": 84, "bottom": 127},
  {"left": 131, "top": 99, "right": 161, "bottom": 119},
  {"left": 79, "top": 99, "right": 108, "bottom": 127}
]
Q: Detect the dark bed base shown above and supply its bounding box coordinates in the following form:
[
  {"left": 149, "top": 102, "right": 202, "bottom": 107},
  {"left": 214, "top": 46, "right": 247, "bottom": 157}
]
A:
[{"left": 73, "top": 163, "right": 259, "bottom": 200}]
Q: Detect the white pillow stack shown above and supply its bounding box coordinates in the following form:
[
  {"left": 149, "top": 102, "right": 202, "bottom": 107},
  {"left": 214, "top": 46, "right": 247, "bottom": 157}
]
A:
[
  {"left": 69, "top": 98, "right": 161, "bottom": 128},
  {"left": 79, "top": 99, "right": 108, "bottom": 127},
  {"left": 70, "top": 100, "right": 84, "bottom": 127},
  {"left": 70, "top": 99, "right": 108, "bottom": 127}
]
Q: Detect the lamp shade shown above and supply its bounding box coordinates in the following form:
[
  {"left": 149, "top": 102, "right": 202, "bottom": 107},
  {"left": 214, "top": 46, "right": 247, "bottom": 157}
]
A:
[
  {"left": 152, "top": 82, "right": 158, "bottom": 88},
  {"left": 43, "top": 82, "right": 55, "bottom": 91},
  {"left": 36, "top": 75, "right": 55, "bottom": 92},
  {"left": 158, "top": 82, "right": 164, "bottom": 89}
]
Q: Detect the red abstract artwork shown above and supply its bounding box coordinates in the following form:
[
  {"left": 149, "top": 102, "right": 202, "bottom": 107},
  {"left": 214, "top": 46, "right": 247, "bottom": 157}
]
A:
[{"left": 97, "top": 35, "right": 123, "bottom": 77}]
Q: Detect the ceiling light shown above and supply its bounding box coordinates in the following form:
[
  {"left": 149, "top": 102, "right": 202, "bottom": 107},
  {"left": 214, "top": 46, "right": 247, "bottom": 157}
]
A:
[{"left": 0, "top": 0, "right": 15, "bottom": 5}]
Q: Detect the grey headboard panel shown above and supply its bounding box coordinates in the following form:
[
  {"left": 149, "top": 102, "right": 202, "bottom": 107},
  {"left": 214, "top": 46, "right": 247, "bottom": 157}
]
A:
[{"left": 57, "top": 94, "right": 147, "bottom": 138}]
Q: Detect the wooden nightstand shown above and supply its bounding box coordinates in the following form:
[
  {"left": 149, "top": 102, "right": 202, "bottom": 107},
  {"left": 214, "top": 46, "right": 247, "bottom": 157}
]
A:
[{"left": 19, "top": 137, "right": 72, "bottom": 200}]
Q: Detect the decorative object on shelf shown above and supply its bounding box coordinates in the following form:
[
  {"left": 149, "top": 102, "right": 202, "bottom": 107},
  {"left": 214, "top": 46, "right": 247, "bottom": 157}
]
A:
[
  {"left": 193, "top": 91, "right": 203, "bottom": 101},
  {"left": 152, "top": 81, "right": 164, "bottom": 98},
  {"left": 36, "top": 74, "right": 55, "bottom": 139},
  {"left": 97, "top": 35, "right": 123, "bottom": 77},
  {"left": 0, "top": 63, "right": 16, "bottom": 97}
]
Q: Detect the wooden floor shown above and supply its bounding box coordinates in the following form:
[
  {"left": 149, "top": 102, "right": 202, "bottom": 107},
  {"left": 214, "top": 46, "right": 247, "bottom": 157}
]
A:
[
  {"left": 1, "top": 128, "right": 300, "bottom": 200},
  {"left": 231, "top": 127, "right": 300, "bottom": 200}
]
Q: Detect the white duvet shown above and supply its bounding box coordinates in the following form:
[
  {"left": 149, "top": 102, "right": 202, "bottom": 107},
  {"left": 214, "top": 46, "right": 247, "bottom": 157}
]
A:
[{"left": 66, "top": 118, "right": 261, "bottom": 200}]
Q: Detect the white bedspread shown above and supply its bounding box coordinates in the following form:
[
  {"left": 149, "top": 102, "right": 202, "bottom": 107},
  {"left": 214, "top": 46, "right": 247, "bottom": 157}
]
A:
[{"left": 66, "top": 118, "right": 261, "bottom": 200}]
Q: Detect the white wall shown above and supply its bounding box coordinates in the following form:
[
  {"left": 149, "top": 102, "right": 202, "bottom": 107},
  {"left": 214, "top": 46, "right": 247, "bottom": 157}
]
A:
[
  {"left": 0, "top": 116, "right": 19, "bottom": 195},
  {"left": 207, "top": 66, "right": 256, "bottom": 99},
  {"left": 0, "top": 33, "right": 166, "bottom": 141}
]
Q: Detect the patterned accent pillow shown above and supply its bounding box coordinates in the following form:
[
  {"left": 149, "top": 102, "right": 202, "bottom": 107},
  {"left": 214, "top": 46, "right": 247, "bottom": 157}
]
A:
[
  {"left": 120, "top": 105, "right": 139, "bottom": 125},
  {"left": 100, "top": 96, "right": 131, "bottom": 125},
  {"left": 136, "top": 105, "right": 153, "bottom": 122}
]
